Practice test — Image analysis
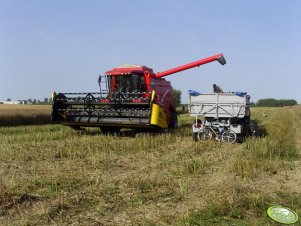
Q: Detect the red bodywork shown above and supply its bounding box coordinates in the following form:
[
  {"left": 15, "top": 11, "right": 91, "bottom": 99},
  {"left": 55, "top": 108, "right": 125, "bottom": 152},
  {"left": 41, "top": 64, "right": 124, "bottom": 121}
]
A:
[
  {"left": 104, "top": 53, "right": 226, "bottom": 126},
  {"left": 51, "top": 53, "right": 226, "bottom": 129}
]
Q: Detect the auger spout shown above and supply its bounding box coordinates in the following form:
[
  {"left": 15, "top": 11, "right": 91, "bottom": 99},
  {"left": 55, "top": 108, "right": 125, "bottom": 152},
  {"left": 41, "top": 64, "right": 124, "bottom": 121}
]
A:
[{"left": 155, "top": 53, "right": 226, "bottom": 79}]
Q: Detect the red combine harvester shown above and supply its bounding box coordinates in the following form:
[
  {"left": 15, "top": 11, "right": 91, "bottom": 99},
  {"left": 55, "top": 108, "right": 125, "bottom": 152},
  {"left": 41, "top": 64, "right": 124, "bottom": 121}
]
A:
[{"left": 51, "top": 54, "right": 226, "bottom": 132}]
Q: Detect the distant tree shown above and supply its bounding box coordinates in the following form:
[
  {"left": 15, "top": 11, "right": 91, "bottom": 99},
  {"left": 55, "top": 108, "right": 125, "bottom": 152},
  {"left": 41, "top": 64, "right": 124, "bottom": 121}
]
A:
[
  {"left": 256, "top": 98, "right": 297, "bottom": 107},
  {"left": 28, "top": 98, "right": 32, "bottom": 103},
  {"left": 49, "top": 97, "right": 52, "bottom": 103},
  {"left": 33, "top": 99, "right": 37, "bottom": 104},
  {"left": 44, "top": 97, "right": 49, "bottom": 103},
  {"left": 173, "top": 89, "right": 182, "bottom": 107},
  {"left": 250, "top": 102, "right": 256, "bottom": 107},
  {"left": 6, "top": 98, "right": 11, "bottom": 101}
]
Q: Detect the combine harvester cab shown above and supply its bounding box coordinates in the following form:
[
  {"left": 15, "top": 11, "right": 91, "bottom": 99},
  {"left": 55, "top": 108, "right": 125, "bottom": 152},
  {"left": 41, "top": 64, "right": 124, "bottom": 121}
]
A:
[{"left": 51, "top": 54, "right": 226, "bottom": 131}]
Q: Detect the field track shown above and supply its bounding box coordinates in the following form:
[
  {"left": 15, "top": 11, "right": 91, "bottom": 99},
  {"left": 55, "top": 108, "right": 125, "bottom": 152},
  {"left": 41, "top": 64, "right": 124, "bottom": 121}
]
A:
[{"left": 0, "top": 105, "right": 300, "bottom": 225}]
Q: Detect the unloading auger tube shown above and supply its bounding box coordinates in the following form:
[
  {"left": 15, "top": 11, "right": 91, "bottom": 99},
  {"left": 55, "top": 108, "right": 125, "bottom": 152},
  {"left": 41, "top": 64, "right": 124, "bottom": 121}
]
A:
[{"left": 51, "top": 53, "right": 226, "bottom": 130}]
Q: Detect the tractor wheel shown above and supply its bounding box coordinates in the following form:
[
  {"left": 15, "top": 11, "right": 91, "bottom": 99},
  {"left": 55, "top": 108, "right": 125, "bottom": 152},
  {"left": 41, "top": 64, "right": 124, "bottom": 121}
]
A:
[{"left": 169, "top": 112, "right": 178, "bottom": 129}]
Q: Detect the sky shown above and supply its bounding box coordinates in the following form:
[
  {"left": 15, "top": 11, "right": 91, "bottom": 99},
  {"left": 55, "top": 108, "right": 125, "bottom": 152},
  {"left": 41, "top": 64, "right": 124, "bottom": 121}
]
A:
[{"left": 0, "top": 0, "right": 301, "bottom": 103}]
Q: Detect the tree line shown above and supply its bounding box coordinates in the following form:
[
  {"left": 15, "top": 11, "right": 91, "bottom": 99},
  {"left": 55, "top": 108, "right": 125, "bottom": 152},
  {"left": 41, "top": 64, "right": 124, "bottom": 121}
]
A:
[
  {"left": 5, "top": 98, "right": 52, "bottom": 104},
  {"left": 250, "top": 98, "right": 298, "bottom": 107}
]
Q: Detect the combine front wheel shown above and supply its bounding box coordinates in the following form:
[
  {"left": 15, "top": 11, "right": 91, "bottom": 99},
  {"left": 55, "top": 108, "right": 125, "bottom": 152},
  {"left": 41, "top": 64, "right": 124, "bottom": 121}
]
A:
[
  {"left": 169, "top": 112, "right": 178, "bottom": 129},
  {"left": 101, "top": 127, "right": 121, "bottom": 135}
]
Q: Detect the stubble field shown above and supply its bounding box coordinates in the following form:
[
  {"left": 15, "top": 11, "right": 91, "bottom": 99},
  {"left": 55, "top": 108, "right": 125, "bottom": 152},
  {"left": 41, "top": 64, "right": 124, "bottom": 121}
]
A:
[{"left": 0, "top": 105, "right": 300, "bottom": 225}]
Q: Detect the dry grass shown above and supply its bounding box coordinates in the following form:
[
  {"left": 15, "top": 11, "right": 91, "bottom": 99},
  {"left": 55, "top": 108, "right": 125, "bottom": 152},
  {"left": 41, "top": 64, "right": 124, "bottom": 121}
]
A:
[
  {"left": 0, "top": 104, "right": 51, "bottom": 126},
  {"left": 231, "top": 107, "right": 300, "bottom": 179},
  {"left": 0, "top": 105, "right": 300, "bottom": 225}
]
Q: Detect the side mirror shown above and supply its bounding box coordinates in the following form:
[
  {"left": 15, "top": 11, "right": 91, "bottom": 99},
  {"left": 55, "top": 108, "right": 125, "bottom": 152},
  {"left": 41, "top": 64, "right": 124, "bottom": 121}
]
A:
[{"left": 97, "top": 75, "right": 102, "bottom": 85}]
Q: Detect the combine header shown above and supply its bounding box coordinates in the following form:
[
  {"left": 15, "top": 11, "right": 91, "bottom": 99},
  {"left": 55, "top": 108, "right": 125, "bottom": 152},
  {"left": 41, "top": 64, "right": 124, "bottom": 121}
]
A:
[{"left": 51, "top": 54, "right": 226, "bottom": 131}]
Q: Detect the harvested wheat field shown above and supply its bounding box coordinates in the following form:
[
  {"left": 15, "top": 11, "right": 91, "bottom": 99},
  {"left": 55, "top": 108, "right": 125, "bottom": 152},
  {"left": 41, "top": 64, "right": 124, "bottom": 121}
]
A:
[{"left": 0, "top": 106, "right": 300, "bottom": 225}]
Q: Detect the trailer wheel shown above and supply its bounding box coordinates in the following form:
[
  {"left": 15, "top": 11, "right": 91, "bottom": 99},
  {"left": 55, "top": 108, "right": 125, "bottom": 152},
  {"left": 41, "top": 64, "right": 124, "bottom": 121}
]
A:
[
  {"left": 236, "top": 135, "right": 244, "bottom": 143},
  {"left": 197, "top": 128, "right": 212, "bottom": 141},
  {"left": 192, "top": 132, "right": 198, "bottom": 141},
  {"left": 221, "top": 130, "right": 236, "bottom": 144}
]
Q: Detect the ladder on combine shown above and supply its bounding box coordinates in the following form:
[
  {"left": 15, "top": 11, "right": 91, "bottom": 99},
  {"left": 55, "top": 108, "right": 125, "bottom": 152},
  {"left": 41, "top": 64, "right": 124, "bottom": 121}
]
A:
[{"left": 97, "top": 75, "right": 108, "bottom": 97}]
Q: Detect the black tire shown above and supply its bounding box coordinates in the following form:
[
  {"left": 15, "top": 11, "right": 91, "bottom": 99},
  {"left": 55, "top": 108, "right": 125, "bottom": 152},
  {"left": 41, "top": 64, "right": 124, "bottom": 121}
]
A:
[
  {"left": 236, "top": 134, "right": 244, "bottom": 143},
  {"left": 169, "top": 112, "right": 178, "bottom": 129},
  {"left": 101, "top": 127, "right": 121, "bottom": 135},
  {"left": 243, "top": 114, "right": 251, "bottom": 137},
  {"left": 69, "top": 125, "right": 82, "bottom": 130},
  {"left": 52, "top": 93, "right": 67, "bottom": 122},
  {"left": 192, "top": 132, "right": 198, "bottom": 142}
]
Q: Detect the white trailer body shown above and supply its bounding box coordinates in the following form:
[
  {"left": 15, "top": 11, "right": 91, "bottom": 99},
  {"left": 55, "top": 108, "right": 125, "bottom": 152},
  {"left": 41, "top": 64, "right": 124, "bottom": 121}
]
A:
[
  {"left": 189, "top": 93, "right": 250, "bottom": 119},
  {"left": 188, "top": 93, "right": 251, "bottom": 143}
]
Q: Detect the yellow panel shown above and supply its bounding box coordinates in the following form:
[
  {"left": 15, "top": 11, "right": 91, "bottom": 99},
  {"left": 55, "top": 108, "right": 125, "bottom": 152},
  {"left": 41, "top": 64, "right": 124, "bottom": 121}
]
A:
[
  {"left": 51, "top": 91, "right": 57, "bottom": 101},
  {"left": 151, "top": 90, "right": 156, "bottom": 102},
  {"left": 150, "top": 103, "right": 168, "bottom": 128}
]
